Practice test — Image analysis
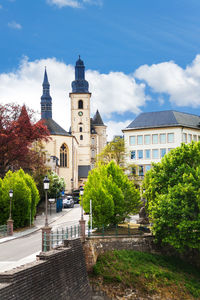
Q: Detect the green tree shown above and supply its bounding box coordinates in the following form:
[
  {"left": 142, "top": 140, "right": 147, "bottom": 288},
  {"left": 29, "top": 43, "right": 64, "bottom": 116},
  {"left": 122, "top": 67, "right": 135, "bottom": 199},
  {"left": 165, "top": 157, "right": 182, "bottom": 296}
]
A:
[
  {"left": 48, "top": 172, "right": 65, "bottom": 199},
  {"left": 83, "top": 161, "right": 141, "bottom": 227},
  {"left": 144, "top": 142, "right": 200, "bottom": 251}
]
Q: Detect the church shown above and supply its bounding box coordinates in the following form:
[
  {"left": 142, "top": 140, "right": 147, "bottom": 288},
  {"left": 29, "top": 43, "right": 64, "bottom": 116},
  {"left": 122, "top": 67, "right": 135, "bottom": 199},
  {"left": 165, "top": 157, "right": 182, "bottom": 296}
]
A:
[{"left": 40, "top": 57, "right": 107, "bottom": 193}]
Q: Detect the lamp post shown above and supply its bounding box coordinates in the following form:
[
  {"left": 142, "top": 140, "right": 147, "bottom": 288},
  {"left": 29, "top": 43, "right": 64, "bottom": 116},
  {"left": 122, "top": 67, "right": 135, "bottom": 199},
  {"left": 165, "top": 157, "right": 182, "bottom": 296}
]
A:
[
  {"left": 79, "top": 186, "right": 85, "bottom": 242},
  {"left": 7, "top": 189, "right": 14, "bottom": 236},
  {"left": 71, "top": 178, "right": 74, "bottom": 194},
  {"left": 42, "top": 175, "right": 51, "bottom": 251},
  {"left": 43, "top": 175, "right": 50, "bottom": 226}
]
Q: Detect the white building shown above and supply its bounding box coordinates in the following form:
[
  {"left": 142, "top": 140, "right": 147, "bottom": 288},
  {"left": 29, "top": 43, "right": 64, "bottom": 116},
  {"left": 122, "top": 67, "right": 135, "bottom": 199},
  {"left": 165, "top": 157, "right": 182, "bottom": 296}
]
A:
[{"left": 122, "top": 110, "right": 200, "bottom": 177}]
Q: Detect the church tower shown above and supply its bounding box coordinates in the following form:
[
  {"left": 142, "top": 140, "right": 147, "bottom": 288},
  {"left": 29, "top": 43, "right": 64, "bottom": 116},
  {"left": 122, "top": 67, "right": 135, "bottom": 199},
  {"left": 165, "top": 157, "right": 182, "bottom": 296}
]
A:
[
  {"left": 41, "top": 68, "right": 52, "bottom": 119},
  {"left": 70, "top": 56, "right": 91, "bottom": 172}
]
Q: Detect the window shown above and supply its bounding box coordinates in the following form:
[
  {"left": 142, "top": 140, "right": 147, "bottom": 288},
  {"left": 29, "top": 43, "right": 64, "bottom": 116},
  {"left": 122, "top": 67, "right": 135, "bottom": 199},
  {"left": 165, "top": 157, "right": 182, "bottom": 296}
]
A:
[
  {"left": 139, "top": 165, "right": 144, "bottom": 176},
  {"left": 193, "top": 135, "right": 197, "bottom": 141},
  {"left": 92, "top": 138, "right": 95, "bottom": 145},
  {"left": 131, "top": 167, "right": 136, "bottom": 175},
  {"left": 183, "top": 133, "right": 187, "bottom": 143},
  {"left": 160, "top": 148, "right": 166, "bottom": 158},
  {"left": 188, "top": 134, "right": 192, "bottom": 143},
  {"left": 129, "top": 136, "right": 136, "bottom": 146},
  {"left": 130, "top": 151, "right": 136, "bottom": 159},
  {"left": 60, "top": 144, "right": 68, "bottom": 167},
  {"left": 152, "top": 134, "right": 158, "bottom": 144},
  {"left": 160, "top": 134, "right": 166, "bottom": 143},
  {"left": 80, "top": 135, "right": 83, "bottom": 140},
  {"left": 137, "top": 135, "right": 143, "bottom": 145},
  {"left": 78, "top": 100, "right": 83, "bottom": 109},
  {"left": 91, "top": 149, "right": 95, "bottom": 158},
  {"left": 152, "top": 149, "right": 159, "bottom": 159},
  {"left": 145, "top": 149, "right": 151, "bottom": 159},
  {"left": 168, "top": 133, "right": 174, "bottom": 143},
  {"left": 79, "top": 127, "right": 82, "bottom": 132},
  {"left": 145, "top": 165, "right": 151, "bottom": 172},
  {"left": 138, "top": 150, "right": 143, "bottom": 159},
  {"left": 144, "top": 135, "right": 151, "bottom": 144}
]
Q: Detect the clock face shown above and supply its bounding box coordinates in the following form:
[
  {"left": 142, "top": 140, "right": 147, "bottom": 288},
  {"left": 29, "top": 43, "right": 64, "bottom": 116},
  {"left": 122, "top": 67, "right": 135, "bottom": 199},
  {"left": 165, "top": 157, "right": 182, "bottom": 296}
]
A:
[{"left": 78, "top": 111, "right": 83, "bottom": 116}]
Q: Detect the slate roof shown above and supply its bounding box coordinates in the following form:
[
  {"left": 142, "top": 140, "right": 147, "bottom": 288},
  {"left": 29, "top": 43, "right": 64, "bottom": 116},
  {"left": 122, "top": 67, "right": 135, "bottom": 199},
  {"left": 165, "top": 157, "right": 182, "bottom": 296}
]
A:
[
  {"left": 92, "top": 110, "right": 105, "bottom": 126},
  {"left": 125, "top": 110, "right": 200, "bottom": 130},
  {"left": 78, "top": 165, "right": 91, "bottom": 178},
  {"left": 43, "top": 118, "right": 71, "bottom": 136}
]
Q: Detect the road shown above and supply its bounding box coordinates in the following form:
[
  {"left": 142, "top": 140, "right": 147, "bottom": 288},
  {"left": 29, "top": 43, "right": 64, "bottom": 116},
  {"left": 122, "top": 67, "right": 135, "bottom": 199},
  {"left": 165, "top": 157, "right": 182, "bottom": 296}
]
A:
[{"left": 0, "top": 205, "right": 88, "bottom": 272}]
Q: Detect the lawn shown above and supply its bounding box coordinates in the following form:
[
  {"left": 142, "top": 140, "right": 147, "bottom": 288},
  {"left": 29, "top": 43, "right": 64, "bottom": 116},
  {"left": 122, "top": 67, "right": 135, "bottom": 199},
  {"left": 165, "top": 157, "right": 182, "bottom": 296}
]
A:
[{"left": 90, "top": 250, "right": 200, "bottom": 299}]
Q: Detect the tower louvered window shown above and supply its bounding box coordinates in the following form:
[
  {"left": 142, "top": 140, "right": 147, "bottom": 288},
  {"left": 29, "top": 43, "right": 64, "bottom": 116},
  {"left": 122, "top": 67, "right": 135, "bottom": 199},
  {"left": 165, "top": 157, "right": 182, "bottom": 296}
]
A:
[
  {"left": 60, "top": 144, "right": 68, "bottom": 167},
  {"left": 78, "top": 100, "right": 83, "bottom": 109}
]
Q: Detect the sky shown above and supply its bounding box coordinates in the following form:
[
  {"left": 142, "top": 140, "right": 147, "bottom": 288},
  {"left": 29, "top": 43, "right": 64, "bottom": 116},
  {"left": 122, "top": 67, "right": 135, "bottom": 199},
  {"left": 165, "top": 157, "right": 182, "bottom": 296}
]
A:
[{"left": 1, "top": 0, "right": 200, "bottom": 140}]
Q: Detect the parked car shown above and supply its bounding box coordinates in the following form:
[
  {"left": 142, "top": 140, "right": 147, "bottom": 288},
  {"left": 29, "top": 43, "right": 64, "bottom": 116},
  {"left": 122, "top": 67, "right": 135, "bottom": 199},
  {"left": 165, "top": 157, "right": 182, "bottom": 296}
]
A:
[
  {"left": 63, "top": 196, "right": 74, "bottom": 208},
  {"left": 73, "top": 196, "right": 80, "bottom": 204}
]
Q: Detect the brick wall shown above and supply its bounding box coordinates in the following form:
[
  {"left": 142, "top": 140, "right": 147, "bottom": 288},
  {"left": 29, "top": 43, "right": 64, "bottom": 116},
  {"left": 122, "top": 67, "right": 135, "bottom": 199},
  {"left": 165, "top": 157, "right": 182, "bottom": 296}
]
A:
[{"left": 0, "top": 238, "right": 91, "bottom": 300}]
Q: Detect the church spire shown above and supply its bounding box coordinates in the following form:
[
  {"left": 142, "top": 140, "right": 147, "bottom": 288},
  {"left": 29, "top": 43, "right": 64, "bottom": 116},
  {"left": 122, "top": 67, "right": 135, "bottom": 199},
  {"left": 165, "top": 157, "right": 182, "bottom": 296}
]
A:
[
  {"left": 71, "top": 56, "right": 89, "bottom": 93},
  {"left": 41, "top": 68, "right": 52, "bottom": 119}
]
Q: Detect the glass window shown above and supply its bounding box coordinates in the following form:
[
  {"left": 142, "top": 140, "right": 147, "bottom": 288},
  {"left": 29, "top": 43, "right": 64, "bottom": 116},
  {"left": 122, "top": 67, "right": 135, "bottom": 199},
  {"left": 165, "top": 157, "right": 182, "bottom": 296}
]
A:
[
  {"left": 139, "top": 165, "right": 144, "bottom": 176},
  {"left": 79, "top": 127, "right": 82, "bottom": 132},
  {"left": 78, "top": 99, "right": 83, "bottom": 109},
  {"left": 152, "top": 134, "right": 158, "bottom": 144},
  {"left": 160, "top": 148, "right": 166, "bottom": 158},
  {"left": 145, "top": 149, "right": 151, "bottom": 159},
  {"left": 60, "top": 144, "right": 68, "bottom": 167},
  {"left": 160, "top": 133, "right": 166, "bottom": 143},
  {"left": 144, "top": 135, "right": 151, "bottom": 144},
  {"left": 188, "top": 134, "right": 192, "bottom": 143},
  {"left": 131, "top": 151, "right": 136, "bottom": 159},
  {"left": 131, "top": 167, "right": 136, "bottom": 175},
  {"left": 129, "top": 136, "right": 136, "bottom": 145},
  {"left": 168, "top": 133, "right": 174, "bottom": 143},
  {"left": 145, "top": 165, "right": 151, "bottom": 172},
  {"left": 183, "top": 133, "right": 187, "bottom": 143},
  {"left": 152, "top": 149, "right": 159, "bottom": 159},
  {"left": 193, "top": 135, "right": 197, "bottom": 141},
  {"left": 137, "top": 135, "right": 143, "bottom": 145},
  {"left": 138, "top": 150, "right": 143, "bottom": 159},
  {"left": 91, "top": 149, "right": 95, "bottom": 158}
]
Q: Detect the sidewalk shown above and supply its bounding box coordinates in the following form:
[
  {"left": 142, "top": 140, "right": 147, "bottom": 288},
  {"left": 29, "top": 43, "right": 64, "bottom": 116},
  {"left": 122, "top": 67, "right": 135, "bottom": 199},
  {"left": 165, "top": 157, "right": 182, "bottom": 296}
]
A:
[{"left": 0, "top": 206, "right": 70, "bottom": 244}]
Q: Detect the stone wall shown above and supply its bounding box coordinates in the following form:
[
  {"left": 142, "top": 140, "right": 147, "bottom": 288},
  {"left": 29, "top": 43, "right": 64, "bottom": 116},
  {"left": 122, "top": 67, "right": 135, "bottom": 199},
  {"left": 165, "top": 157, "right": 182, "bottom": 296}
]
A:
[
  {"left": 0, "top": 238, "right": 91, "bottom": 300},
  {"left": 83, "top": 234, "right": 156, "bottom": 272}
]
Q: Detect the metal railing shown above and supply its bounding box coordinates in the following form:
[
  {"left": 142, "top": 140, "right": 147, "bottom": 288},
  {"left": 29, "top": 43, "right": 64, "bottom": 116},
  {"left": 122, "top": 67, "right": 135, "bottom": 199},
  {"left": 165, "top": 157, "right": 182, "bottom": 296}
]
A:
[
  {"left": 87, "top": 224, "right": 150, "bottom": 237},
  {"left": 43, "top": 224, "right": 80, "bottom": 252},
  {"left": 0, "top": 225, "right": 7, "bottom": 237}
]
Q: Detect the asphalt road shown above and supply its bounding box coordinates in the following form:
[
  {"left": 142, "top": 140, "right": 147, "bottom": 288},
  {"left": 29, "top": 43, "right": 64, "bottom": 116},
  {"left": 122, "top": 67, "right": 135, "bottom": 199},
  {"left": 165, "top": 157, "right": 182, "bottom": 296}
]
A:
[{"left": 0, "top": 205, "right": 88, "bottom": 272}]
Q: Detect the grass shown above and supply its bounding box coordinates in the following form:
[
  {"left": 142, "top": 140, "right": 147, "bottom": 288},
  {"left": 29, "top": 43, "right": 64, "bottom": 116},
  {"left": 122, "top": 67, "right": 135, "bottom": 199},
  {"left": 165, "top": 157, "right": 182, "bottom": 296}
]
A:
[{"left": 90, "top": 250, "right": 200, "bottom": 299}]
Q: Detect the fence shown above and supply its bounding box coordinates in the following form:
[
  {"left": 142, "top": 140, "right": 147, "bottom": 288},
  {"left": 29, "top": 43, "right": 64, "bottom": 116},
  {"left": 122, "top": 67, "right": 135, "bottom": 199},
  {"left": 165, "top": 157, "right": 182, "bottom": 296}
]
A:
[
  {"left": 43, "top": 224, "right": 80, "bottom": 252},
  {"left": 0, "top": 225, "right": 7, "bottom": 237},
  {"left": 87, "top": 224, "right": 150, "bottom": 237}
]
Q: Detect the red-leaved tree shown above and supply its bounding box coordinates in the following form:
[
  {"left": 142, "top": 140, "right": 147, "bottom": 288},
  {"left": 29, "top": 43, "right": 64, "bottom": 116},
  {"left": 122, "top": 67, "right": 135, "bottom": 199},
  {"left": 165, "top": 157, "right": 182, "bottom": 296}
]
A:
[{"left": 0, "top": 103, "right": 50, "bottom": 178}]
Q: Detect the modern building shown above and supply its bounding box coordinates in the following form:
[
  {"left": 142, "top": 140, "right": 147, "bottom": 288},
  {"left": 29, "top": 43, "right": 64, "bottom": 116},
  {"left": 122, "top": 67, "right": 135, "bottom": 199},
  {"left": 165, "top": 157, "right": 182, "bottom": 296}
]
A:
[
  {"left": 123, "top": 110, "right": 200, "bottom": 178},
  {"left": 41, "top": 57, "right": 107, "bottom": 193}
]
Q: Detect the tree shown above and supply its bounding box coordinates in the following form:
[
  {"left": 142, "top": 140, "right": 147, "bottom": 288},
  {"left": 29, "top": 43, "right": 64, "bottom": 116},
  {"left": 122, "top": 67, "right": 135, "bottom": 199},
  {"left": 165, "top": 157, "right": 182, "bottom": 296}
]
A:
[
  {"left": 83, "top": 161, "right": 141, "bottom": 227},
  {"left": 48, "top": 172, "right": 65, "bottom": 199},
  {"left": 0, "top": 169, "right": 39, "bottom": 228},
  {"left": 97, "top": 136, "right": 125, "bottom": 166},
  {"left": 143, "top": 142, "right": 200, "bottom": 251},
  {"left": 0, "top": 103, "right": 50, "bottom": 178}
]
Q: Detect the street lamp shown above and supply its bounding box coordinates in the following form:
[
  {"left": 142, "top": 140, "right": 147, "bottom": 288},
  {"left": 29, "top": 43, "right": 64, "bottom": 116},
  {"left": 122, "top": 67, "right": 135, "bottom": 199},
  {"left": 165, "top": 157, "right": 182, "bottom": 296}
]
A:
[
  {"left": 9, "top": 189, "right": 13, "bottom": 219},
  {"left": 80, "top": 186, "right": 84, "bottom": 220},
  {"left": 43, "top": 175, "right": 50, "bottom": 227},
  {"left": 71, "top": 178, "right": 74, "bottom": 194}
]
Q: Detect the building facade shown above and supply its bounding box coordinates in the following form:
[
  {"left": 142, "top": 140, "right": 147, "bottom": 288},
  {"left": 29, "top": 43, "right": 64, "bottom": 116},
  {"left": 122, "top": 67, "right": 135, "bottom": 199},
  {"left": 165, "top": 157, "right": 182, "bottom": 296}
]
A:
[
  {"left": 41, "top": 57, "right": 107, "bottom": 193},
  {"left": 123, "top": 110, "right": 200, "bottom": 179}
]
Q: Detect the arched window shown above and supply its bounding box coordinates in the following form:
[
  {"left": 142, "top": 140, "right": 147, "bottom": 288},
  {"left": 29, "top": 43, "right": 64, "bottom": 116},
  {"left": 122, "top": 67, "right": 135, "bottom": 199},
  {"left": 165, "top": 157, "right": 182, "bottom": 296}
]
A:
[
  {"left": 78, "top": 100, "right": 83, "bottom": 109},
  {"left": 60, "top": 144, "right": 68, "bottom": 167},
  {"left": 79, "top": 127, "right": 82, "bottom": 132},
  {"left": 80, "top": 135, "right": 83, "bottom": 140}
]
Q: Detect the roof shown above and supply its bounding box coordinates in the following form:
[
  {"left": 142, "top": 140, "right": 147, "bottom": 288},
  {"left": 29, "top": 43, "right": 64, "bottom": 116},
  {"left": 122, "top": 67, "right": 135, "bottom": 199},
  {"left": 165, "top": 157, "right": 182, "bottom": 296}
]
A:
[
  {"left": 125, "top": 110, "right": 200, "bottom": 130},
  {"left": 43, "top": 118, "right": 71, "bottom": 136},
  {"left": 92, "top": 110, "right": 105, "bottom": 126},
  {"left": 78, "top": 165, "right": 91, "bottom": 178}
]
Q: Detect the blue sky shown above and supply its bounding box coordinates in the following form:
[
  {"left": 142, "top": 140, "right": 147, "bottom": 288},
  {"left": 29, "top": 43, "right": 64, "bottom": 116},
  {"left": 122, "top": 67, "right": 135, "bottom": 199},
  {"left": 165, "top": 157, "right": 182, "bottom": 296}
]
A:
[{"left": 1, "top": 0, "right": 200, "bottom": 139}]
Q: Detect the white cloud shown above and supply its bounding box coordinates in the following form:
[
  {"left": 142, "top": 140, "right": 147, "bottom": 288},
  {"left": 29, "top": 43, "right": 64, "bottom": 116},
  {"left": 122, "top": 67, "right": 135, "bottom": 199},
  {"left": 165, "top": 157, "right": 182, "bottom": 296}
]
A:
[
  {"left": 0, "top": 57, "right": 148, "bottom": 139},
  {"left": 135, "top": 55, "right": 200, "bottom": 108},
  {"left": 8, "top": 21, "right": 22, "bottom": 30},
  {"left": 47, "top": 0, "right": 102, "bottom": 8},
  {"left": 106, "top": 120, "right": 131, "bottom": 141}
]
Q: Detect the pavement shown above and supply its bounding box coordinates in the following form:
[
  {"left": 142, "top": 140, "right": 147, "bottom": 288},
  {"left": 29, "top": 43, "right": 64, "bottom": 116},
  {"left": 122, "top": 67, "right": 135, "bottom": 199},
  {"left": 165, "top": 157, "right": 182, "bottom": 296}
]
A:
[{"left": 0, "top": 205, "right": 71, "bottom": 244}]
